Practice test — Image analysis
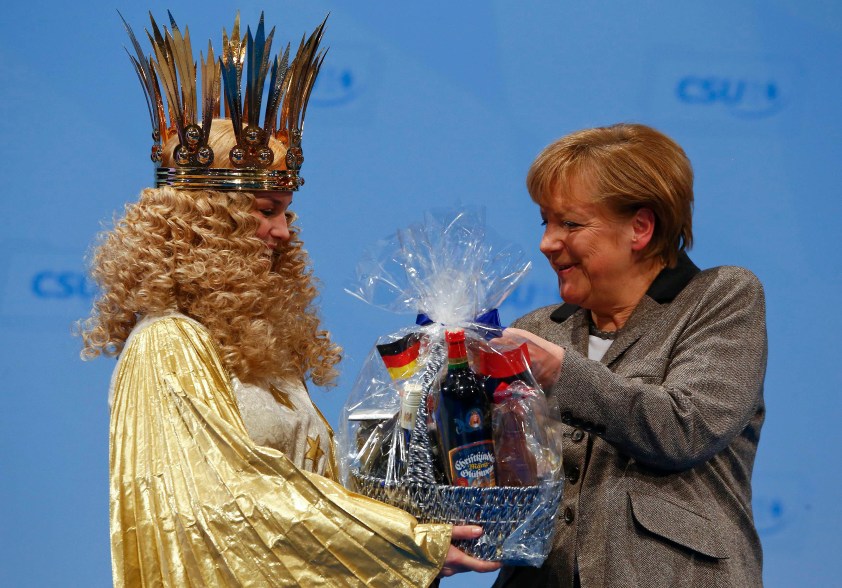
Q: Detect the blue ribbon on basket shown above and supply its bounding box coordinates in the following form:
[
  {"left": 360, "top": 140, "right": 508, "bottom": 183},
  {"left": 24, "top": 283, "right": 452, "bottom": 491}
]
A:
[{"left": 415, "top": 308, "right": 503, "bottom": 340}]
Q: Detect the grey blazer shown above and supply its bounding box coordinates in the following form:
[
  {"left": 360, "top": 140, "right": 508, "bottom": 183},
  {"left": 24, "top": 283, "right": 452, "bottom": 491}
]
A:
[{"left": 494, "top": 254, "right": 767, "bottom": 588}]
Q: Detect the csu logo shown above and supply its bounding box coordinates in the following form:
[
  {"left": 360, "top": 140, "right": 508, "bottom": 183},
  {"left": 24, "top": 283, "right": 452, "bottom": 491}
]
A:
[
  {"left": 0, "top": 251, "right": 96, "bottom": 320},
  {"left": 676, "top": 76, "right": 783, "bottom": 118},
  {"left": 32, "top": 270, "right": 96, "bottom": 299},
  {"left": 649, "top": 56, "right": 796, "bottom": 123}
]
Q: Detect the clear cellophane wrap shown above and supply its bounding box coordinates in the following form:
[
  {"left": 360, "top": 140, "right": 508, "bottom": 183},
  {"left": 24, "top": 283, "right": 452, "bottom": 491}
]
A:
[{"left": 339, "top": 208, "right": 565, "bottom": 565}]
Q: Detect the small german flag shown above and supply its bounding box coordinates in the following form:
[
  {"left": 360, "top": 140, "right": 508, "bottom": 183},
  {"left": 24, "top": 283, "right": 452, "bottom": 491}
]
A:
[{"left": 377, "top": 333, "right": 422, "bottom": 380}]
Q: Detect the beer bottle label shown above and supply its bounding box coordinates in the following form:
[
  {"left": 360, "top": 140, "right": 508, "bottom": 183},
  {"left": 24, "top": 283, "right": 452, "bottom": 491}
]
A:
[{"left": 448, "top": 440, "right": 496, "bottom": 487}]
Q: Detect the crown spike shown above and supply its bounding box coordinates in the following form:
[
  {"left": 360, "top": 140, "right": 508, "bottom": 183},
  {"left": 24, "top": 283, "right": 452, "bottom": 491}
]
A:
[
  {"left": 167, "top": 18, "right": 197, "bottom": 128},
  {"left": 124, "top": 52, "right": 155, "bottom": 128},
  {"left": 231, "top": 12, "right": 241, "bottom": 48},
  {"left": 278, "top": 15, "right": 327, "bottom": 170},
  {"left": 300, "top": 48, "right": 328, "bottom": 132},
  {"left": 240, "top": 13, "right": 277, "bottom": 154},
  {"left": 119, "top": 11, "right": 171, "bottom": 151},
  {"left": 278, "top": 34, "right": 306, "bottom": 140},
  {"left": 264, "top": 45, "right": 291, "bottom": 138},
  {"left": 149, "top": 62, "right": 169, "bottom": 145},
  {"left": 220, "top": 46, "right": 242, "bottom": 137},
  {"left": 211, "top": 58, "right": 221, "bottom": 120},
  {"left": 200, "top": 41, "right": 219, "bottom": 146},
  {"left": 243, "top": 25, "right": 253, "bottom": 128},
  {"left": 244, "top": 22, "right": 260, "bottom": 129},
  {"left": 257, "top": 28, "right": 278, "bottom": 137},
  {"left": 158, "top": 35, "right": 185, "bottom": 144},
  {"left": 146, "top": 15, "right": 184, "bottom": 144},
  {"left": 147, "top": 11, "right": 168, "bottom": 55},
  {"left": 220, "top": 14, "right": 247, "bottom": 136},
  {"left": 183, "top": 32, "right": 199, "bottom": 125},
  {"left": 256, "top": 27, "right": 277, "bottom": 135},
  {"left": 119, "top": 13, "right": 155, "bottom": 114}
]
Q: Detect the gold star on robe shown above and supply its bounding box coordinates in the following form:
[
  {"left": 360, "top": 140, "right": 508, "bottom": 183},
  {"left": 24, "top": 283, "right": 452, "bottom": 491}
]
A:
[{"left": 305, "top": 434, "right": 325, "bottom": 468}]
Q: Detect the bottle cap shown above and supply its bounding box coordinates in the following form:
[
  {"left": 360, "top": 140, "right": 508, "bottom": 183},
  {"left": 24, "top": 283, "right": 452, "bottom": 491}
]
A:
[
  {"left": 400, "top": 382, "right": 423, "bottom": 430},
  {"left": 445, "top": 329, "right": 466, "bottom": 343},
  {"left": 402, "top": 382, "right": 423, "bottom": 406},
  {"left": 477, "top": 343, "right": 530, "bottom": 378}
]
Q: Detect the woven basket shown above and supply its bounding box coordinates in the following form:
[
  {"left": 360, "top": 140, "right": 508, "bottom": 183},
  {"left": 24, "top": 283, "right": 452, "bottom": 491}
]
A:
[{"left": 350, "top": 342, "right": 563, "bottom": 563}]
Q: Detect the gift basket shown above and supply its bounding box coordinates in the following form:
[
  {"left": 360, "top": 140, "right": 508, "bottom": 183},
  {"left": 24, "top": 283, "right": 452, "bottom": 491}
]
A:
[{"left": 340, "top": 208, "right": 565, "bottom": 566}]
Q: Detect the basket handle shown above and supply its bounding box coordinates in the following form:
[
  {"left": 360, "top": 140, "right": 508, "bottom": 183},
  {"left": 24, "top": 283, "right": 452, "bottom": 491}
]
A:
[{"left": 404, "top": 341, "right": 445, "bottom": 484}]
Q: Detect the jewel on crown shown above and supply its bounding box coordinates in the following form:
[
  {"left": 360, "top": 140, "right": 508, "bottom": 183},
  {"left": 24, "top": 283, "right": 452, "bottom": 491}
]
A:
[{"left": 120, "top": 11, "right": 327, "bottom": 191}]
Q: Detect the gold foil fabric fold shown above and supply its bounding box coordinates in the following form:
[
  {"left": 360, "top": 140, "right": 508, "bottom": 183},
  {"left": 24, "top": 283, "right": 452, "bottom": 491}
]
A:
[{"left": 110, "top": 316, "right": 450, "bottom": 587}]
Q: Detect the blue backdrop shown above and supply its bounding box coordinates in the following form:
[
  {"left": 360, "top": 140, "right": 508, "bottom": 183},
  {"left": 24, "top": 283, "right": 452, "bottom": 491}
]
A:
[{"left": 1, "top": 1, "right": 840, "bottom": 586}]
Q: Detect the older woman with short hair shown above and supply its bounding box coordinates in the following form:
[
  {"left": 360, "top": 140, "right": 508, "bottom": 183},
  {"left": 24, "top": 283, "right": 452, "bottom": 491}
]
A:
[{"left": 494, "top": 123, "right": 767, "bottom": 588}]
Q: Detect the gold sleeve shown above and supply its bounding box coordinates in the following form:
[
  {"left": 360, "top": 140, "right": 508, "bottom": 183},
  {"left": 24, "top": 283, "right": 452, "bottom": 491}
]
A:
[{"left": 109, "top": 316, "right": 451, "bottom": 587}]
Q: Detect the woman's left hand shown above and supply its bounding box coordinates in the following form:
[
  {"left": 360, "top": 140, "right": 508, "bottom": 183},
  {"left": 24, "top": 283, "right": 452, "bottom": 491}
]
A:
[{"left": 494, "top": 327, "right": 565, "bottom": 390}]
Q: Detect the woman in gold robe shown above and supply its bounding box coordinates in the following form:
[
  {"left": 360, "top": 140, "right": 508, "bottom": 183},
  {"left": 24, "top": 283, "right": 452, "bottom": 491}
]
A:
[{"left": 79, "top": 12, "right": 499, "bottom": 587}]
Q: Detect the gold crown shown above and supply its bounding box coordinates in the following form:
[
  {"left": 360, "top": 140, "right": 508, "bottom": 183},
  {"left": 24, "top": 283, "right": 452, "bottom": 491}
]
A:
[{"left": 121, "top": 11, "right": 327, "bottom": 191}]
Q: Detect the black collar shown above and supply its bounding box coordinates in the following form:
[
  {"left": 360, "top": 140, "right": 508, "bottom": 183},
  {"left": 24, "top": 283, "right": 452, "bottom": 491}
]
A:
[{"left": 549, "top": 251, "right": 701, "bottom": 323}]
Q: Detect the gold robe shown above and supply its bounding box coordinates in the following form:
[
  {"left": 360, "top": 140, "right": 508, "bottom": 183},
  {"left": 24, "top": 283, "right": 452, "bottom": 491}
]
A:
[{"left": 109, "top": 315, "right": 450, "bottom": 587}]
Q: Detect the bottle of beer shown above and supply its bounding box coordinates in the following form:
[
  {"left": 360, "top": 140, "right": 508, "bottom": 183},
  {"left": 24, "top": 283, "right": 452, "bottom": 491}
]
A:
[
  {"left": 492, "top": 382, "right": 539, "bottom": 487},
  {"left": 435, "top": 329, "right": 496, "bottom": 487},
  {"left": 391, "top": 382, "right": 423, "bottom": 480},
  {"left": 399, "top": 382, "right": 423, "bottom": 442},
  {"left": 425, "top": 387, "right": 450, "bottom": 484}
]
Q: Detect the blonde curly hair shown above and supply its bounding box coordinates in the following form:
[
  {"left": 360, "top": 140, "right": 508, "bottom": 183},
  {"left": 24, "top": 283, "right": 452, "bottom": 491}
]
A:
[{"left": 79, "top": 121, "right": 340, "bottom": 386}]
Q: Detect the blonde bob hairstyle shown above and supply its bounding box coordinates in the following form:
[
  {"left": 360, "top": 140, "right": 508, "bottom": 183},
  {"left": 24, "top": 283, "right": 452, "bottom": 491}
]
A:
[
  {"left": 79, "top": 119, "right": 340, "bottom": 387},
  {"left": 526, "top": 123, "right": 694, "bottom": 268}
]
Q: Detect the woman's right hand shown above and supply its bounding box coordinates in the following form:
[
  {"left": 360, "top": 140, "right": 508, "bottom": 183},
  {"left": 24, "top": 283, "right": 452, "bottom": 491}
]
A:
[{"left": 437, "top": 525, "right": 502, "bottom": 577}]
